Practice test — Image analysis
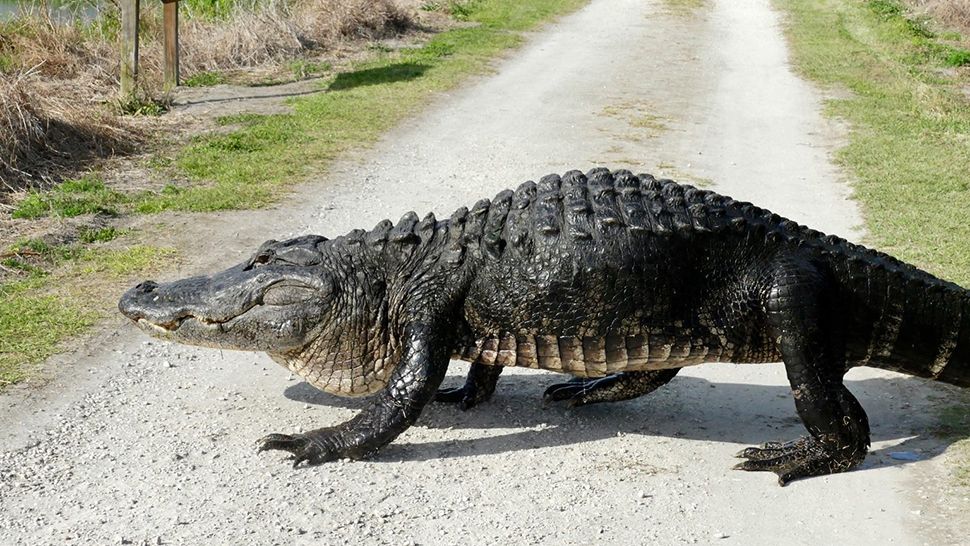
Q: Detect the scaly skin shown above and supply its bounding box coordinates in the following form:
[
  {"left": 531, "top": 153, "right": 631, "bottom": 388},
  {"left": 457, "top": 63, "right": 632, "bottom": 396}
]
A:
[{"left": 119, "top": 168, "right": 970, "bottom": 485}]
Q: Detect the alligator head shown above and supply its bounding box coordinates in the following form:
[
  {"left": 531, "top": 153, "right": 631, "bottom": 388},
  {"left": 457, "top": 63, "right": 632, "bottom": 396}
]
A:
[{"left": 119, "top": 235, "right": 395, "bottom": 396}]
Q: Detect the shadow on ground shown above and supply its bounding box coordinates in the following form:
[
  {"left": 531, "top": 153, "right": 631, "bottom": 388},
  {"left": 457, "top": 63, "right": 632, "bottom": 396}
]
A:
[
  {"left": 284, "top": 372, "right": 968, "bottom": 475},
  {"left": 327, "top": 62, "right": 430, "bottom": 91}
]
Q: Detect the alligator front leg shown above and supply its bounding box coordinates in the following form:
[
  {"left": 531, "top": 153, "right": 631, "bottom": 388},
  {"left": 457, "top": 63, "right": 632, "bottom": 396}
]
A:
[
  {"left": 735, "top": 260, "right": 870, "bottom": 485},
  {"left": 258, "top": 322, "right": 450, "bottom": 466},
  {"left": 435, "top": 363, "right": 503, "bottom": 410},
  {"left": 543, "top": 368, "right": 680, "bottom": 407}
]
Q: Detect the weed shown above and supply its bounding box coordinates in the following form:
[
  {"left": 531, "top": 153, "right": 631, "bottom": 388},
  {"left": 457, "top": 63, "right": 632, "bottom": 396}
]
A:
[
  {"left": 449, "top": 1, "right": 479, "bottom": 21},
  {"left": 0, "top": 0, "right": 413, "bottom": 189},
  {"left": 288, "top": 59, "right": 332, "bottom": 80},
  {"left": 869, "top": 0, "right": 902, "bottom": 18},
  {"left": 943, "top": 47, "right": 970, "bottom": 66},
  {"left": 183, "top": 70, "right": 227, "bottom": 87},
  {"left": 117, "top": 95, "right": 169, "bottom": 116},
  {"left": 78, "top": 226, "right": 121, "bottom": 244},
  {"left": 421, "top": 1, "right": 444, "bottom": 11}
]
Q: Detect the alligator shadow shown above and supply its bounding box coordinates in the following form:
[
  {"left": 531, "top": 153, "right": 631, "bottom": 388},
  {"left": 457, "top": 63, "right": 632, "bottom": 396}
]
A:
[
  {"left": 327, "top": 62, "right": 429, "bottom": 91},
  {"left": 283, "top": 372, "right": 964, "bottom": 474}
]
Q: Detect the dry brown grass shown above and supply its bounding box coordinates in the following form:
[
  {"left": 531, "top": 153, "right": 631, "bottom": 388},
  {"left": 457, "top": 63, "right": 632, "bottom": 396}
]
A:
[
  {"left": 0, "top": 0, "right": 413, "bottom": 195},
  {"left": 0, "top": 71, "right": 138, "bottom": 197},
  {"left": 179, "top": 0, "right": 412, "bottom": 72},
  {"left": 907, "top": 0, "right": 970, "bottom": 38}
]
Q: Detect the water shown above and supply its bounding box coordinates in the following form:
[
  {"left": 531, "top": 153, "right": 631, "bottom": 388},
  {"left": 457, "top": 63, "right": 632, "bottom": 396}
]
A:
[{"left": 0, "top": 1, "right": 100, "bottom": 22}]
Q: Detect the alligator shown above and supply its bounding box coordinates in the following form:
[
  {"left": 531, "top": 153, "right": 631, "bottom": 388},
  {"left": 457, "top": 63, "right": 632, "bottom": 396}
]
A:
[{"left": 118, "top": 168, "right": 970, "bottom": 485}]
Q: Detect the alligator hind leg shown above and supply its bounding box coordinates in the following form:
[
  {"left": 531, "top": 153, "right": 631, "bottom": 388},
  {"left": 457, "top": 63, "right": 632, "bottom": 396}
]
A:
[
  {"left": 543, "top": 368, "right": 680, "bottom": 408},
  {"left": 735, "top": 259, "right": 870, "bottom": 485},
  {"left": 435, "top": 363, "right": 503, "bottom": 410}
]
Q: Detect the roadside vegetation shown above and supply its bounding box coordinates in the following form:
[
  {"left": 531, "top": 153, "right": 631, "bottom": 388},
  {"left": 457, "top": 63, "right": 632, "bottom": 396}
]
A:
[
  {"left": 0, "top": 236, "right": 176, "bottom": 386},
  {"left": 777, "top": 0, "right": 970, "bottom": 286},
  {"left": 775, "top": 0, "right": 970, "bottom": 482},
  {"left": 0, "top": 0, "right": 587, "bottom": 388},
  {"left": 0, "top": 0, "right": 411, "bottom": 190}
]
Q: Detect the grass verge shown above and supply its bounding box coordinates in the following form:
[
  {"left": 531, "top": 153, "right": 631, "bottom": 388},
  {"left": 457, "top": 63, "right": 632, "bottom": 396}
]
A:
[
  {"left": 775, "top": 0, "right": 970, "bottom": 480},
  {"left": 0, "top": 242, "right": 177, "bottom": 387},
  {"left": 777, "top": 0, "right": 970, "bottom": 287}
]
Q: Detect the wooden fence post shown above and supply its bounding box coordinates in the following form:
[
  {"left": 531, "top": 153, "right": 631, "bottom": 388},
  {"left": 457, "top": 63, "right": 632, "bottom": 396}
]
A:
[
  {"left": 163, "top": 0, "right": 179, "bottom": 92},
  {"left": 120, "top": 0, "right": 140, "bottom": 98}
]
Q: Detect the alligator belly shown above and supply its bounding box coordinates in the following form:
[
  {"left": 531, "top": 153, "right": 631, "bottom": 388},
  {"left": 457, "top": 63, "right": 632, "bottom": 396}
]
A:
[{"left": 455, "top": 331, "right": 738, "bottom": 377}]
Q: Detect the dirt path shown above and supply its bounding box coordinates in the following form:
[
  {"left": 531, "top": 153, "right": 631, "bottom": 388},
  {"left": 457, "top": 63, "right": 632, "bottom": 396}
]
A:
[{"left": 2, "top": 0, "right": 969, "bottom": 544}]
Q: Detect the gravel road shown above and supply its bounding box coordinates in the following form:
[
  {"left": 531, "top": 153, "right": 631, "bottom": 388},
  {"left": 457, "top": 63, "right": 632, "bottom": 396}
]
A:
[{"left": 3, "top": 0, "right": 970, "bottom": 544}]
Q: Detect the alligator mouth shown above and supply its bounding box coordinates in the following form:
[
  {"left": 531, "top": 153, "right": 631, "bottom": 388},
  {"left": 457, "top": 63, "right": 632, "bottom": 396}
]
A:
[
  {"left": 123, "top": 280, "right": 319, "bottom": 335},
  {"left": 136, "top": 315, "right": 226, "bottom": 333}
]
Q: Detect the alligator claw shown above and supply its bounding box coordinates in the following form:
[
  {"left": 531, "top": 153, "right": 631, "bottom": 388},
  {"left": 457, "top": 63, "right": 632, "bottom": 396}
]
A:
[
  {"left": 435, "top": 386, "right": 479, "bottom": 411},
  {"left": 733, "top": 436, "right": 857, "bottom": 486},
  {"left": 256, "top": 432, "right": 336, "bottom": 466},
  {"left": 542, "top": 378, "right": 593, "bottom": 407}
]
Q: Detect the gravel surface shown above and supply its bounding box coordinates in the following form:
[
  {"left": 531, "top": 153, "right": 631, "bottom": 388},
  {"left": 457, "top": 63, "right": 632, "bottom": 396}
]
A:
[{"left": 3, "top": 0, "right": 970, "bottom": 544}]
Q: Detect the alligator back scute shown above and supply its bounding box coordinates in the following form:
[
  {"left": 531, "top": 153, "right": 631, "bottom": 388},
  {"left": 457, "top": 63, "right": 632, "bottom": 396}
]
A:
[
  {"left": 534, "top": 174, "right": 563, "bottom": 236},
  {"left": 505, "top": 181, "right": 536, "bottom": 256},
  {"left": 443, "top": 206, "right": 468, "bottom": 265},
  {"left": 365, "top": 219, "right": 393, "bottom": 250},
  {"left": 483, "top": 190, "right": 513, "bottom": 260},
  {"left": 616, "top": 174, "right": 651, "bottom": 232},
  {"left": 561, "top": 170, "right": 594, "bottom": 241}
]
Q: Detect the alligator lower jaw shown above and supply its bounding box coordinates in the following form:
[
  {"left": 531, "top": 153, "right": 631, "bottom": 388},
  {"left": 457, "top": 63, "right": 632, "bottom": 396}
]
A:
[
  {"left": 138, "top": 318, "right": 179, "bottom": 333},
  {"left": 137, "top": 316, "right": 225, "bottom": 334}
]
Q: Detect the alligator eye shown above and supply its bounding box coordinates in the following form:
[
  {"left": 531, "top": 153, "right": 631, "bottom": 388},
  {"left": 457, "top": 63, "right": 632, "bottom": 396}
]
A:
[{"left": 249, "top": 252, "right": 273, "bottom": 269}]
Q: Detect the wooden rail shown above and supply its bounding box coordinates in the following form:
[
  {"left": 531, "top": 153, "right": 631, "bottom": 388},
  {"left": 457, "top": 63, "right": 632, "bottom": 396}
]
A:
[{"left": 120, "top": 0, "right": 180, "bottom": 97}]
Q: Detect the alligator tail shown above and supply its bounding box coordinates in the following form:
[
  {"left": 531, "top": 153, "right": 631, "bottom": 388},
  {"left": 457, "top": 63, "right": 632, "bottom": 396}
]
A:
[{"left": 833, "top": 248, "right": 970, "bottom": 386}]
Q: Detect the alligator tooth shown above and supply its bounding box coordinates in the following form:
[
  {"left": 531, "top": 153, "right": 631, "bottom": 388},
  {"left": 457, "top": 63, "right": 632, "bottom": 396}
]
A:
[{"left": 139, "top": 319, "right": 173, "bottom": 333}]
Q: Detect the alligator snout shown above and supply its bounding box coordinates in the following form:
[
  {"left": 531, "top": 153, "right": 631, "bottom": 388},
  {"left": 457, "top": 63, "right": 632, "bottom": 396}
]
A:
[{"left": 118, "top": 280, "right": 160, "bottom": 321}]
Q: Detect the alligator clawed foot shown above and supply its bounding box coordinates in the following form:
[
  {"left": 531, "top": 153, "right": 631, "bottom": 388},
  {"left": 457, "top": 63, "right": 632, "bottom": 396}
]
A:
[
  {"left": 543, "top": 376, "right": 614, "bottom": 408},
  {"left": 257, "top": 432, "right": 336, "bottom": 467},
  {"left": 435, "top": 386, "right": 480, "bottom": 411},
  {"left": 733, "top": 437, "right": 863, "bottom": 486}
]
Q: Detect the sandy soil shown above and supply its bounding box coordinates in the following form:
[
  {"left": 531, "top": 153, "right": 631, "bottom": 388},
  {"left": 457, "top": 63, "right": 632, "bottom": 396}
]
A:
[{"left": 2, "top": 0, "right": 970, "bottom": 544}]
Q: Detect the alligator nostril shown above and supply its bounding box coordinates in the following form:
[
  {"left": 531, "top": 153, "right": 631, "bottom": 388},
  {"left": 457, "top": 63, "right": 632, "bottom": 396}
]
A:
[{"left": 136, "top": 281, "right": 159, "bottom": 293}]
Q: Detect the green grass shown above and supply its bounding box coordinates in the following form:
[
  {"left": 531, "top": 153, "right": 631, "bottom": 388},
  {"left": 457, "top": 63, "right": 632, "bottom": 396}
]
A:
[
  {"left": 0, "top": 244, "right": 177, "bottom": 387},
  {"left": 183, "top": 70, "right": 228, "bottom": 87},
  {"left": 12, "top": 176, "right": 128, "bottom": 219},
  {"left": 132, "top": 0, "right": 586, "bottom": 213},
  {"left": 0, "top": 281, "right": 95, "bottom": 386},
  {"left": 777, "top": 0, "right": 970, "bottom": 287}
]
